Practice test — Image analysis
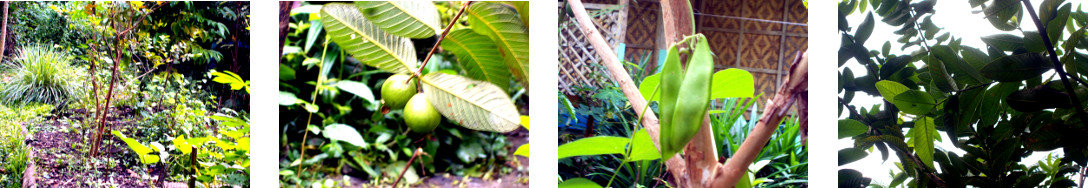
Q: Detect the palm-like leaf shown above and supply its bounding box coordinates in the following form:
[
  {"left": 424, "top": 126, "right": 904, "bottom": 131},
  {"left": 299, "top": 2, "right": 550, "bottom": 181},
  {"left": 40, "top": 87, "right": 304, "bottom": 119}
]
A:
[
  {"left": 321, "top": 3, "right": 417, "bottom": 74},
  {"left": 440, "top": 29, "right": 511, "bottom": 90},
  {"left": 420, "top": 73, "right": 520, "bottom": 132},
  {"left": 355, "top": 1, "right": 441, "bottom": 39},
  {"left": 465, "top": 2, "right": 529, "bottom": 86}
]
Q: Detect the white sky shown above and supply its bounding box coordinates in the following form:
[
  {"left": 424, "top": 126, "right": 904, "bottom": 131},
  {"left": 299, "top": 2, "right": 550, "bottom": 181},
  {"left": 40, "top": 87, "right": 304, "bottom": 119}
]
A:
[{"left": 837, "top": 0, "right": 1085, "bottom": 186}]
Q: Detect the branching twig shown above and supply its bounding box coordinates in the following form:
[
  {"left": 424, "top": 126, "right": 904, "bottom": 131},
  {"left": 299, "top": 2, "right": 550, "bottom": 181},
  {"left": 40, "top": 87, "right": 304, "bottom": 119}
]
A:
[
  {"left": 408, "top": 1, "right": 473, "bottom": 85},
  {"left": 1021, "top": 0, "right": 1088, "bottom": 129}
]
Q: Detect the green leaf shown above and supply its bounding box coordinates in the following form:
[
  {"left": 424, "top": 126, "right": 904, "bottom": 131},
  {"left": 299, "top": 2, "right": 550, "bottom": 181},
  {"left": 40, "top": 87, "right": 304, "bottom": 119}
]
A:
[
  {"left": 322, "top": 3, "right": 418, "bottom": 74},
  {"left": 892, "top": 90, "right": 936, "bottom": 115},
  {"left": 855, "top": 12, "right": 875, "bottom": 44},
  {"left": 839, "top": 148, "right": 869, "bottom": 165},
  {"left": 980, "top": 53, "right": 1052, "bottom": 82},
  {"left": 420, "top": 73, "right": 521, "bottom": 132},
  {"left": 839, "top": 119, "right": 869, "bottom": 139},
  {"left": 112, "top": 131, "right": 159, "bottom": 164},
  {"left": 875, "top": 80, "right": 910, "bottom": 101},
  {"left": 173, "top": 135, "right": 192, "bottom": 155},
  {"left": 557, "top": 136, "right": 628, "bottom": 159},
  {"left": 882, "top": 41, "right": 892, "bottom": 57},
  {"left": 440, "top": 29, "right": 511, "bottom": 90},
  {"left": 880, "top": 55, "right": 911, "bottom": 78},
  {"left": 931, "top": 45, "right": 987, "bottom": 84},
  {"left": 279, "top": 91, "right": 303, "bottom": 106},
  {"left": 558, "top": 178, "right": 603, "bottom": 188},
  {"left": 960, "top": 46, "right": 993, "bottom": 69},
  {"left": 507, "top": 1, "right": 529, "bottom": 26},
  {"left": 980, "top": 34, "right": 1024, "bottom": 51},
  {"left": 1024, "top": 31, "right": 1046, "bottom": 52},
  {"left": 210, "top": 70, "right": 250, "bottom": 93},
  {"left": 355, "top": 1, "right": 441, "bottom": 39},
  {"left": 638, "top": 74, "right": 661, "bottom": 102},
  {"left": 514, "top": 144, "right": 529, "bottom": 157},
  {"left": 984, "top": 0, "right": 1022, "bottom": 31},
  {"left": 335, "top": 80, "right": 376, "bottom": 104},
  {"left": 629, "top": 129, "right": 661, "bottom": 161},
  {"left": 322, "top": 124, "right": 368, "bottom": 147},
  {"left": 710, "top": 68, "right": 755, "bottom": 99},
  {"left": 913, "top": 117, "right": 936, "bottom": 169},
  {"left": 466, "top": 2, "right": 529, "bottom": 86},
  {"left": 1006, "top": 84, "right": 1073, "bottom": 112}
]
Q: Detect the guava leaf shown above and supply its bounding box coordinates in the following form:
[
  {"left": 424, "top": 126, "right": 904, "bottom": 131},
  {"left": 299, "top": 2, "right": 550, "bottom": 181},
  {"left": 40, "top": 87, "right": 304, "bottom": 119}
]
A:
[
  {"left": 440, "top": 29, "right": 511, "bottom": 90},
  {"left": 420, "top": 73, "right": 520, "bottom": 132},
  {"left": 321, "top": 3, "right": 418, "bottom": 74},
  {"left": 356, "top": 1, "right": 441, "bottom": 39}
]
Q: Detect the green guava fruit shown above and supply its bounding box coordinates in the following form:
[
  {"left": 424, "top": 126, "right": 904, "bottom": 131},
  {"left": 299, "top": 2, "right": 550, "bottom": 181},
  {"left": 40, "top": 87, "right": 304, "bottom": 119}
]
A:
[
  {"left": 381, "top": 74, "right": 417, "bottom": 109},
  {"left": 404, "top": 94, "right": 440, "bottom": 134}
]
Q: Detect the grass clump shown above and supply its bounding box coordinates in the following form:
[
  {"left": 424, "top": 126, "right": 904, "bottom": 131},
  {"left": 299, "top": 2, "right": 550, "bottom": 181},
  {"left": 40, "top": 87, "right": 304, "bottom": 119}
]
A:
[{"left": 0, "top": 45, "right": 81, "bottom": 106}]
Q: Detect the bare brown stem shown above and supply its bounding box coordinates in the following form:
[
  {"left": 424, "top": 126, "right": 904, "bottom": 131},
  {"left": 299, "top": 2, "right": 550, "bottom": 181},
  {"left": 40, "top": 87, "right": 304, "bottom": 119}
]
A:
[{"left": 408, "top": 1, "right": 473, "bottom": 85}]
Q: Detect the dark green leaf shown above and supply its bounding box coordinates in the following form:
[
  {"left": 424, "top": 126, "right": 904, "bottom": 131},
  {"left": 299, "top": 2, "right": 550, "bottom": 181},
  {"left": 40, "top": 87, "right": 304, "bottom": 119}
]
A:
[
  {"left": 980, "top": 53, "right": 1052, "bottom": 82},
  {"left": 981, "top": 34, "right": 1024, "bottom": 51},
  {"left": 1006, "top": 84, "right": 1073, "bottom": 112},
  {"left": 856, "top": 13, "right": 875, "bottom": 44},
  {"left": 1024, "top": 31, "right": 1046, "bottom": 52},
  {"left": 839, "top": 148, "right": 870, "bottom": 165}
]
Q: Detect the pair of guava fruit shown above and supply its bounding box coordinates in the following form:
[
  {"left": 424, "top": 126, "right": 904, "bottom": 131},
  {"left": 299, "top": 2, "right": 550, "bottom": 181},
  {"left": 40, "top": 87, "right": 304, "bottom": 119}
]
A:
[{"left": 381, "top": 74, "right": 440, "bottom": 133}]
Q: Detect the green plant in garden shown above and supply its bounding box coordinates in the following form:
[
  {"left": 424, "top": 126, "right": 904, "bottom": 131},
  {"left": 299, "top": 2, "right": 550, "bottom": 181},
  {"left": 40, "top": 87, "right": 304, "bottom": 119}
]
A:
[
  {"left": 0, "top": 104, "right": 53, "bottom": 187},
  {"left": 279, "top": 1, "right": 528, "bottom": 187},
  {"left": 558, "top": 33, "right": 765, "bottom": 187},
  {"left": 0, "top": 45, "right": 81, "bottom": 106},
  {"left": 838, "top": 0, "right": 1088, "bottom": 187}
]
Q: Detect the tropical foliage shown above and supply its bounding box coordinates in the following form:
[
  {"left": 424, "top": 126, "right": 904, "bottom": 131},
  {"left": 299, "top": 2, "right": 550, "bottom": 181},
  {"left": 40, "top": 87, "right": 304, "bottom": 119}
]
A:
[
  {"left": 278, "top": 1, "right": 530, "bottom": 187},
  {"left": 0, "top": 1, "right": 250, "bottom": 187},
  {"left": 838, "top": 0, "right": 1088, "bottom": 187},
  {"left": 557, "top": 35, "right": 806, "bottom": 187}
]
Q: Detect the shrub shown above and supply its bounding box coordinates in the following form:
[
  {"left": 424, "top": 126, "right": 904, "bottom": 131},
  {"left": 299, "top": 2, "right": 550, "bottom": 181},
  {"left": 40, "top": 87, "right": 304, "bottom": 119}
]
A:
[{"left": 0, "top": 45, "right": 81, "bottom": 106}]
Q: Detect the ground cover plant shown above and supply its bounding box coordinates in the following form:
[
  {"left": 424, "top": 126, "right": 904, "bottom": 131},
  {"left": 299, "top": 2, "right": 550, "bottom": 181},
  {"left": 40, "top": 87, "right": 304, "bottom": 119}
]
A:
[
  {"left": 277, "top": 1, "right": 530, "bottom": 187},
  {"left": 838, "top": 0, "right": 1088, "bottom": 187},
  {"left": 0, "top": 1, "right": 250, "bottom": 187}
]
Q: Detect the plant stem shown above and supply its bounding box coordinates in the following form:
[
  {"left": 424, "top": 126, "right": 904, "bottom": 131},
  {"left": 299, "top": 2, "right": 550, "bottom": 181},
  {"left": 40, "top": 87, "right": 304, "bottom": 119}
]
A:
[
  {"left": 408, "top": 1, "right": 473, "bottom": 85},
  {"left": 393, "top": 147, "right": 424, "bottom": 187},
  {"left": 605, "top": 160, "right": 629, "bottom": 188},
  {"left": 295, "top": 38, "right": 331, "bottom": 187},
  {"left": 1021, "top": 0, "right": 1088, "bottom": 129}
]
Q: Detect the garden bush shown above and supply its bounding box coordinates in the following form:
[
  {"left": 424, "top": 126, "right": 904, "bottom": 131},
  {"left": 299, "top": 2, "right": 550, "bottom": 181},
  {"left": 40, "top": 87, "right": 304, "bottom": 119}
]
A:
[{"left": 0, "top": 45, "right": 81, "bottom": 106}]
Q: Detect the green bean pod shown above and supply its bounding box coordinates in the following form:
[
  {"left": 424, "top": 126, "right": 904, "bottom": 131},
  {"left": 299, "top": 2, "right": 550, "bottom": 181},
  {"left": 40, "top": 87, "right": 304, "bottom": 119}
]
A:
[
  {"left": 670, "top": 35, "right": 713, "bottom": 156},
  {"left": 659, "top": 42, "right": 685, "bottom": 161}
]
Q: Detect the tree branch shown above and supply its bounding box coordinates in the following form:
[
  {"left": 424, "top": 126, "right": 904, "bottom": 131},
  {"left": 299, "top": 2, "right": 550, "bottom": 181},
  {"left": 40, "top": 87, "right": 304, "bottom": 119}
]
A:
[
  {"left": 714, "top": 52, "right": 807, "bottom": 187},
  {"left": 1021, "top": 0, "right": 1088, "bottom": 129},
  {"left": 566, "top": 0, "right": 687, "bottom": 185}
]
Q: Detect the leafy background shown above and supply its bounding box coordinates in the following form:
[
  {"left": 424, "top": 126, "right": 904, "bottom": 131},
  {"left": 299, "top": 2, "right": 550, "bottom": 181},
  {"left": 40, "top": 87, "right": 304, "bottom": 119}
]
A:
[{"left": 838, "top": 0, "right": 1088, "bottom": 186}]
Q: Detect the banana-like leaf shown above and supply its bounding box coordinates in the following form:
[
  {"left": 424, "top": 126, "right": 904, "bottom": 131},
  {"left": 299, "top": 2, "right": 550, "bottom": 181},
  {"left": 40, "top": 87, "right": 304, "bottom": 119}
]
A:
[
  {"left": 466, "top": 2, "right": 529, "bottom": 86},
  {"left": 321, "top": 3, "right": 417, "bottom": 74},
  {"left": 440, "top": 29, "right": 511, "bottom": 90},
  {"left": 355, "top": 1, "right": 441, "bottom": 39},
  {"left": 420, "top": 73, "right": 520, "bottom": 132}
]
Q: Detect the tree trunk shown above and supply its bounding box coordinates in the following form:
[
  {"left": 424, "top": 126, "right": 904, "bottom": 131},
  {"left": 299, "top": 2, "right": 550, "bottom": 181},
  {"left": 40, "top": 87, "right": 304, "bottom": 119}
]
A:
[
  {"left": 0, "top": 2, "right": 9, "bottom": 61},
  {"left": 279, "top": 1, "right": 297, "bottom": 56}
]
